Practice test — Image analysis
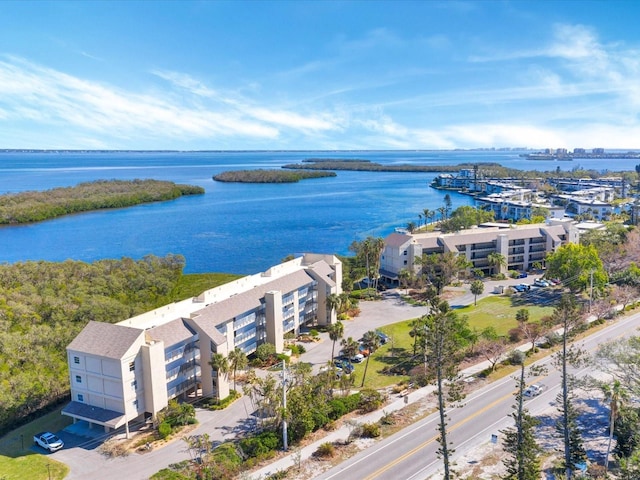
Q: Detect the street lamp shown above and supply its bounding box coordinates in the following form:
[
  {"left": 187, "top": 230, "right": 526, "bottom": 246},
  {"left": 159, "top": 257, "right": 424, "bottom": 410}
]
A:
[{"left": 281, "top": 360, "right": 288, "bottom": 451}]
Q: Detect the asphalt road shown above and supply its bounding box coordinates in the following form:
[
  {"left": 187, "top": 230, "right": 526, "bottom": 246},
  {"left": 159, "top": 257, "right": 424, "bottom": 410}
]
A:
[{"left": 315, "top": 310, "right": 640, "bottom": 480}]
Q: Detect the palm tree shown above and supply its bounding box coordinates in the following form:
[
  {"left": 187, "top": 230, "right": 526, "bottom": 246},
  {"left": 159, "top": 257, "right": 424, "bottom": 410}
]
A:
[
  {"left": 602, "top": 380, "right": 629, "bottom": 473},
  {"left": 360, "top": 330, "right": 381, "bottom": 387},
  {"left": 423, "top": 208, "right": 433, "bottom": 229},
  {"left": 436, "top": 206, "right": 447, "bottom": 224},
  {"left": 227, "top": 347, "right": 248, "bottom": 392},
  {"left": 407, "top": 221, "right": 417, "bottom": 234},
  {"left": 444, "top": 194, "right": 452, "bottom": 219},
  {"left": 470, "top": 280, "right": 484, "bottom": 306},
  {"left": 398, "top": 268, "right": 411, "bottom": 294},
  {"left": 486, "top": 252, "right": 506, "bottom": 276},
  {"left": 326, "top": 293, "right": 340, "bottom": 318},
  {"left": 371, "top": 237, "right": 385, "bottom": 290},
  {"left": 340, "top": 336, "right": 359, "bottom": 360},
  {"left": 209, "top": 353, "right": 230, "bottom": 396},
  {"left": 327, "top": 321, "right": 344, "bottom": 364}
]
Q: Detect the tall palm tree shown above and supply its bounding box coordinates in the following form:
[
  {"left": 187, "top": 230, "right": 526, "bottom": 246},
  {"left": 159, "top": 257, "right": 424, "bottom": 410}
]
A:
[
  {"left": 209, "top": 353, "right": 230, "bottom": 395},
  {"left": 327, "top": 321, "right": 344, "bottom": 364},
  {"left": 398, "top": 268, "right": 411, "bottom": 294},
  {"left": 487, "top": 252, "right": 507, "bottom": 276},
  {"left": 227, "top": 347, "right": 248, "bottom": 392},
  {"left": 423, "top": 208, "right": 433, "bottom": 229},
  {"left": 436, "top": 206, "right": 447, "bottom": 224},
  {"left": 602, "top": 380, "right": 629, "bottom": 473},
  {"left": 360, "top": 330, "right": 381, "bottom": 387},
  {"left": 326, "top": 293, "right": 340, "bottom": 318},
  {"left": 371, "top": 237, "right": 385, "bottom": 290},
  {"left": 407, "top": 221, "right": 417, "bottom": 234}
]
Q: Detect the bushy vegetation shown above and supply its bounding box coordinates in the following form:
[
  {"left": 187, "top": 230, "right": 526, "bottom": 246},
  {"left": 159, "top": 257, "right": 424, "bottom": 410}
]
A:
[
  {"left": 0, "top": 179, "right": 204, "bottom": 224},
  {"left": 0, "top": 255, "right": 236, "bottom": 436},
  {"left": 213, "top": 169, "right": 336, "bottom": 183}
]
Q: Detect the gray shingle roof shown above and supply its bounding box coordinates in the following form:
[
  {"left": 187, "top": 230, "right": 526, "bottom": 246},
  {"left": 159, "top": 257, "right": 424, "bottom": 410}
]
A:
[
  {"left": 384, "top": 232, "right": 411, "bottom": 248},
  {"left": 147, "top": 318, "right": 196, "bottom": 347},
  {"left": 67, "top": 321, "right": 143, "bottom": 359},
  {"left": 191, "top": 269, "right": 315, "bottom": 331}
]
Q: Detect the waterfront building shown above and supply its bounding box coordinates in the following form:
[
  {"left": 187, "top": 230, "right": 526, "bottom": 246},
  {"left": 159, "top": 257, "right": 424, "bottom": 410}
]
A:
[
  {"left": 379, "top": 220, "right": 578, "bottom": 283},
  {"left": 62, "top": 253, "right": 342, "bottom": 435}
]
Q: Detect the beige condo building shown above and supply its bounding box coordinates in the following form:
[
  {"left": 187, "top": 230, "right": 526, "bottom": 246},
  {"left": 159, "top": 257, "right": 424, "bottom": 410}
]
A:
[
  {"left": 62, "top": 253, "right": 342, "bottom": 435},
  {"left": 380, "top": 220, "right": 578, "bottom": 283}
]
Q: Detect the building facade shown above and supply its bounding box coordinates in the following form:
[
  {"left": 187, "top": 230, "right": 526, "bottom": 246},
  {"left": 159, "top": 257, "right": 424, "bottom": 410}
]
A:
[
  {"left": 63, "top": 254, "right": 342, "bottom": 434},
  {"left": 379, "top": 220, "right": 578, "bottom": 283}
]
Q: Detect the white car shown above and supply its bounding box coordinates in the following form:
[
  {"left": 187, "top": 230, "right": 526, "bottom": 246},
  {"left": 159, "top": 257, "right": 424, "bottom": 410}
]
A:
[
  {"left": 34, "top": 432, "right": 64, "bottom": 452},
  {"left": 351, "top": 353, "right": 365, "bottom": 363},
  {"left": 523, "top": 384, "right": 543, "bottom": 398}
]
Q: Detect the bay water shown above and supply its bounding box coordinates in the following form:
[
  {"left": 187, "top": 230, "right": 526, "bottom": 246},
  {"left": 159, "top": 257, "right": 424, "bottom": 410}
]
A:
[{"left": 0, "top": 150, "right": 635, "bottom": 274}]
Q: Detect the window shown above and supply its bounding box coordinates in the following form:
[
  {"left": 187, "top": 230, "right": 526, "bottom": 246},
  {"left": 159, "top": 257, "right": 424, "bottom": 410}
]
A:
[
  {"left": 403, "top": 250, "right": 408, "bottom": 256},
  {"left": 75, "top": 375, "right": 82, "bottom": 383},
  {"left": 77, "top": 394, "right": 84, "bottom": 402},
  {"left": 132, "top": 399, "right": 138, "bottom": 408},
  {"left": 403, "top": 260, "right": 408, "bottom": 265},
  {"left": 131, "top": 380, "right": 137, "bottom": 389},
  {"left": 73, "top": 356, "right": 80, "bottom": 364},
  {"left": 129, "top": 361, "right": 135, "bottom": 372}
]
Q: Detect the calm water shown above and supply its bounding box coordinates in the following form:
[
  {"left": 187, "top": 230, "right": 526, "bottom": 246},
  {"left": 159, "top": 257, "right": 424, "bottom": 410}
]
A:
[{"left": 0, "top": 150, "right": 636, "bottom": 274}]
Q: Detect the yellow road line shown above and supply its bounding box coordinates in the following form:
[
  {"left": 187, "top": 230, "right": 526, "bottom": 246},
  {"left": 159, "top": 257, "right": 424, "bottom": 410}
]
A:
[{"left": 364, "top": 375, "right": 546, "bottom": 480}]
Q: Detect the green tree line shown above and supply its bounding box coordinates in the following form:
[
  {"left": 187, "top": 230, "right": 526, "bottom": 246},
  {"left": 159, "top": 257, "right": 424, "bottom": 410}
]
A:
[
  {"left": 213, "top": 169, "right": 336, "bottom": 183},
  {"left": 0, "top": 254, "right": 191, "bottom": 435},
  {"left": 0, "top": 179, "right": 204, "bottom": 224},
  {"left": 285, "top": 159, "right": 640, "bottom": 182}
]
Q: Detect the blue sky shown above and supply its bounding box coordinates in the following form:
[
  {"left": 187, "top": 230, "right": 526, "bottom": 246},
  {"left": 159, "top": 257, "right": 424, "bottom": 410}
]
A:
[{"left": 1, "top": 1, "right": 640, "bottom": 150}]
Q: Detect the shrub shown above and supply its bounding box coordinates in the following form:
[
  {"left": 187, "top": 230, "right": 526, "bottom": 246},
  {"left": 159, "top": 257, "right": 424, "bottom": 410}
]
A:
[
  {"left": 158, "top": 421, "right": 172, "bottom": 439},
  {"left": 315, "top": 442, "right": 335, "bottom": 458},
  {"left": 359, "top": 388, "right": 386, "bottom": 413},
  {"left": 206, "top": 389, "right": 240, "bottom": 410},
  {"left": 328, "top": 398, "right": 348, "bottom": 420},
  {"left": 310, "top": 329, "right": 319, "bottom": 338},
  {"left": 239, "top": 431, "right": 280, "bottom": 458},
  {"left": 380, "top": 411, "right": 396, "bottom": 426},
  {"left": 361, "top": 422, "right": 381, "bottom": 438},
  {"left": 255, "top": 343, "right": 277, "bottom": 363},
  {"left": 158, "top": 399, "right": 196, "bottom": 427},
  {"left": 508, "top": 327, "right": 522, "bottom": 343}
]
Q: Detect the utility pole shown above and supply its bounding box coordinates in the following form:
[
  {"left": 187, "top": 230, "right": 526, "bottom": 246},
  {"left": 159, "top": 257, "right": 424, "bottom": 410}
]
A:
[
  {"left": 589, "top": 269, "right": 594, "bottom": 313},
  {"left": 281, "top": 360, "right": 288, "bottom": 451}
]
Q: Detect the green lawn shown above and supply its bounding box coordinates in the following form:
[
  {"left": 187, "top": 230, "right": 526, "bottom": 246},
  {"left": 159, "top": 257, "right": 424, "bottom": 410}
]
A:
[
  {"left": 0, "top": 406, "right": 72, "bottom": 480},
  {"left": 351, "top": 293, "right": 556, "bottom": 390}
]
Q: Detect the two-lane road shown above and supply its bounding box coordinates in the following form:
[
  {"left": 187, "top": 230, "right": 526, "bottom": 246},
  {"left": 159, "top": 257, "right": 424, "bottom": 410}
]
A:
[{"left": 317, "top": 311, "right": 640, "bottom": 480}]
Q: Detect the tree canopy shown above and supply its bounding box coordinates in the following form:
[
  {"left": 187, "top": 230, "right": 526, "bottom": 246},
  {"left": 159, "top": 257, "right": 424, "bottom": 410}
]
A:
[
  {"left": 0, "top": 254, "right": 190, "bottom": 435},
  {"left": 545, "top": 243, "right": 608, "bottom": 293},
  {"left": 0, "top": 179, "right": 204, "bottom": 224}
]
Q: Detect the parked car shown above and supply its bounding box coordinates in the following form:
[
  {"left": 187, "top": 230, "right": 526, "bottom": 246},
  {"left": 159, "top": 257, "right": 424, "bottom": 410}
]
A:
[
  {"left": 351, "top": 353, "right": 365, "bottom": 363},
  {"left": 337, "top": 359, "right": 354, "bottom": 374},
  {"left": 33, "top": 432, "right": 64, "bottom": 452},
  {"left": 512, "top": 284, "right": 530, "bottom": 293},
  {"left": 376, "top": 330, "right": 390, "bottom": 345},
  {"left": 534, "top": 279, "right": 550, "bottom": 287},
  {"left": 523, "top": 384, "right": 544, "bottom": 398},
  {"left": 517, "top": 271, "right": 528, "bottom": 278}
]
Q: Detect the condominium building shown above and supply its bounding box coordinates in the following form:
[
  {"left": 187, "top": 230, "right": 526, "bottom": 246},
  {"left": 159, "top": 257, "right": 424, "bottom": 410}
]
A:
[
  {"left": 62, "top": 254, "right": 342, "bottom": 435},
  {"left": 379, "top": 220, "right": 578, "bottom": 283}
]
